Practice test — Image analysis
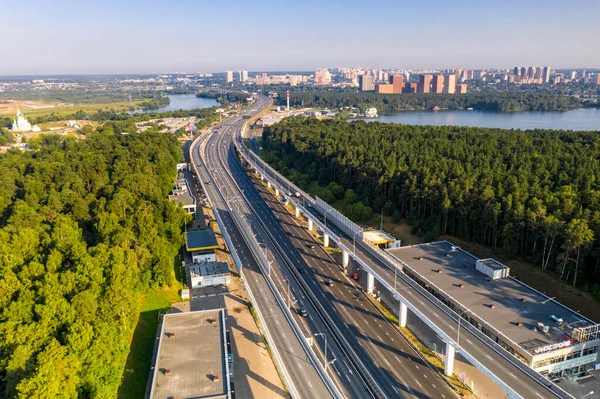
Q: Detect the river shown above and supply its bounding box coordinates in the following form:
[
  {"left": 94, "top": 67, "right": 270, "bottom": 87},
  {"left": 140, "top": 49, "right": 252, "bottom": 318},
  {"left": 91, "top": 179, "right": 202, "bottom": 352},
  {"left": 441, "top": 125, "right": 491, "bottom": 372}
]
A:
[
  {"left": 130, "top": 94, "right": 220, "bottom": 114},
  {"left": 355, "top": 108, "right": 600, "bottom": 131}
]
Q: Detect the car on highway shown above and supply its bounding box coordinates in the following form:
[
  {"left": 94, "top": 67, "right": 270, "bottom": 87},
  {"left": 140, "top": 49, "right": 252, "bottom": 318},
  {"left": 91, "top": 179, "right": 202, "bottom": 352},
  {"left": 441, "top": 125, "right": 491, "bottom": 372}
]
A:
[
  {"left": 298, "top": 308, "right": 308, "bottom": 317},
  {"left": 298, "top": 268, "right": 306, "bottom": 274},
  {"left": 325, "top": 280, "right": 333, "bottom": 287},
  {"left": 205, "top": 181, "right": 211, "bottom": 185},
  {"left": 307, "top": 244, "right": 315, "bottom": 249}
]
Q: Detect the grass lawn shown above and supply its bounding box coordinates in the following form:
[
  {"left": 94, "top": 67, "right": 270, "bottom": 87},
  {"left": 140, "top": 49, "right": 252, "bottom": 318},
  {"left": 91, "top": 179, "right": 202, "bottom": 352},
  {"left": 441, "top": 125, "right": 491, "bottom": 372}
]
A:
[
  {"left": 0, "top": 100, "right": 146, "bottom": 119},
  {"left": 118, "top": 259, "right": 183, "bottom": 399}
]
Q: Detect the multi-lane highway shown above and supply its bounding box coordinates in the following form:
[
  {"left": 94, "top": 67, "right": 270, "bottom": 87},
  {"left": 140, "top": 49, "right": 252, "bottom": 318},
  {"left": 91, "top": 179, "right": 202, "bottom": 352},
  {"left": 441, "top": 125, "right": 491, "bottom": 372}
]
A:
[
  {"left": 191, "top": 99, "right": 373, "bottom": 398},
  {"left": 190, "top": 104, "right": 335, "bottom": 398},
  {"left": 220, "top": 138, "right": 458, "bottom": 397},
  {"left": 196, "top": 94, "right": 573, "bottom": 399},
  {"left": 237, "top": 100, "right": 571, "bottom": 399}
]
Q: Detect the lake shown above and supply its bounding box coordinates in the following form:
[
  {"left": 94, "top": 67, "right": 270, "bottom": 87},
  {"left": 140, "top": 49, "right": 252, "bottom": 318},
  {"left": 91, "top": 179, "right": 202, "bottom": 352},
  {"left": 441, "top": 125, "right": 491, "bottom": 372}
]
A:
[
  {"left": 130, "top": 94, "right": 220, "bottom": 114},
  {"left": 355, "top": 108, "right": 600, "bottom": 131}
]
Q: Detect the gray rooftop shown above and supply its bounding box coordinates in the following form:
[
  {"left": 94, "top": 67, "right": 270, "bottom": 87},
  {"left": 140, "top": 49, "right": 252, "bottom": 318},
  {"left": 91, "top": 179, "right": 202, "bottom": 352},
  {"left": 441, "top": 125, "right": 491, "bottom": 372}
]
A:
[
  {"left": 151, "top": 309, "right": 227, "bottom": 399},
  {"left": 169, "top": 179, "right": 195, "bottom": 207},
  {"left": 190, "top": 262, "right": 230, "bottom": 278},
  {"left": 387, "top": 241, "right": 595, "bottom": 355}
]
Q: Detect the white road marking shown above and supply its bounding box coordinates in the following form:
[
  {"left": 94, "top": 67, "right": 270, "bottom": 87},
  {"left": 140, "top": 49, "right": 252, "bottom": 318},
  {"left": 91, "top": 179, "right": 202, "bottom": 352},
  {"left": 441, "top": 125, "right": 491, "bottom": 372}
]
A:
[
  {"left": 535, "top": 393, "right": 543, "bottom": 399},
  {"left": 423, "top": 374, "right": 427, "bottom": 379},
  {"left": 416, "top": 380, "right": 423, "bottom": 388},
  {"left": 509, "top": 372, "right": 517, "bottom": 378}
]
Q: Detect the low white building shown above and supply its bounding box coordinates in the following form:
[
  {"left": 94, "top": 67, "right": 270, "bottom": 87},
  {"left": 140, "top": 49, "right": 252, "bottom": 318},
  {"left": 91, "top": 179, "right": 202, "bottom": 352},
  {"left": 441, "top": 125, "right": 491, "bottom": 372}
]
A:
[
  {"left": 192, "top": 249, "right": 216, "bottom": 264},
  {"left": 189, "top": 262, "right": 230, "bottom": 287}
]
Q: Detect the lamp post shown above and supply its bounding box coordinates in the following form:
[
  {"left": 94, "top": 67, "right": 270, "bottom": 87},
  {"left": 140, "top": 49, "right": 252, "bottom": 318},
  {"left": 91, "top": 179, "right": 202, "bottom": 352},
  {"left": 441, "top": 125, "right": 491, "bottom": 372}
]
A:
[
  {"left": 456, "top": 309, "right": 473, "bottom": 352},
  {"left": 582, "top": 391, "right": 595, "bottom": 399},
  {"left": 258, "top": 242, "right": 271, "bottom": 277},
  {"left": 314, "top": 332, "right": 336, "bottom": 372}
]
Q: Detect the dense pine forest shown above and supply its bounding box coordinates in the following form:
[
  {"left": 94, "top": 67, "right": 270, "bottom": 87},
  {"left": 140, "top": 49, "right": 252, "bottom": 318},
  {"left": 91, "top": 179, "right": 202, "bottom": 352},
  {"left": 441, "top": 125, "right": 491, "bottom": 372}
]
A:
[
  {"left": 278, "top": 91, "right": 582, "bottom": 112},
  {"left": 262, "top": 117, "right": 600, "bottom": 295},
  {"left": 0, "top": 130, "right": 187, "bottom": 398}
]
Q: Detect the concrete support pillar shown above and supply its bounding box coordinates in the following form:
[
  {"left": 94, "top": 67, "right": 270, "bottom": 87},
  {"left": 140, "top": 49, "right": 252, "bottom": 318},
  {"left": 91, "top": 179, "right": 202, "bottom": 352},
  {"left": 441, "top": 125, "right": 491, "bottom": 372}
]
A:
[
  {"left": 444, "top": 343, "right": 455, "bottom": 376},
  {"left": 308, "top": 219, "right": 314, "bottom": 231},
  {"left": 275, "top": 188, "right": 280, "bottom": 197},
  {"left": 367, "top": 272, "right": 375, "bottom": 294},
  {"left": 267, "top": 181, "right": 271, "bottom": 188},
  {"left": 323, "top": 233, "right": 330, "bottom": 248},
  {"left": 295, "top": 206, "right": 300, "bottom": 218},
  {"left": 399, "top": 301, "right": 407, "bottom": 328},
  {"left": 342, "top": 250, "right": 349, "bottom": 268}
]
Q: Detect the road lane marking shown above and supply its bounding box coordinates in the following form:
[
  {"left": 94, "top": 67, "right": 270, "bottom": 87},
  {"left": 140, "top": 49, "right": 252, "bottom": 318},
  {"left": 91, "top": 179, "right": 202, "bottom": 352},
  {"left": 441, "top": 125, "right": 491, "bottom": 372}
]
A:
[
  {"left": 423, "top": 374, "right": 427, "bottom": 379},
  {"left": 535, "top": 393, "right": 543, "bottom": 399},
  {"left": 509, "top": 372, "right": 516, "bottom": 378},
  {"left": 416, "top": 380, "right": 423, "bottom": 388}
]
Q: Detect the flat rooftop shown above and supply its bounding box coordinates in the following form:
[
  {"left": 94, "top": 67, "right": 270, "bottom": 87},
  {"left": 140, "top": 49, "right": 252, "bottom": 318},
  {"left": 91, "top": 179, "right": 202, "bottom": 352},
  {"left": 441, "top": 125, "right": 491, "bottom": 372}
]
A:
[
  {"left": 363, "top": 229, "right": 396, "bottom": 245},
  {"left": 186, "top": 229, "right": 219, "bottom": 251},
  {"left": 190, "top": 262, "right": 230, "bottom": 278},
  {"left": 169, "top": 179, "right": 195, "bottom": 207},
  {"left": 150, "top": 309, "right": 227, "bottom": 399},
  {"left": 387, "top": 241, "right": 595, "bottom": 355}
]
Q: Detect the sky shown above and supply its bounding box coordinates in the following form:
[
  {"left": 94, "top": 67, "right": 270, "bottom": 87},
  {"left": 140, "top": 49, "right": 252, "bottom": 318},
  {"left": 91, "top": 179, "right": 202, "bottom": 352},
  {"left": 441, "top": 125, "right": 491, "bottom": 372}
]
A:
[{"left": 3, "top": 0, "right": 600, "bottom": 75}]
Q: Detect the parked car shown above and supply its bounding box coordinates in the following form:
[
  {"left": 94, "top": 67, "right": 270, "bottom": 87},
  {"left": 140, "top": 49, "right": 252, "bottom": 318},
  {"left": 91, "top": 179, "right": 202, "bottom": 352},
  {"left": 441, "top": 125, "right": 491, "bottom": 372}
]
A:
[
  {"left": 307, "top": 244, "right": 315, "bottom": 249},
  {"left": 299, "top": 308, "right": 308, "bottom": 317},
  {"left": 325, "top": 280, "right": 333, "bottom": 287}
]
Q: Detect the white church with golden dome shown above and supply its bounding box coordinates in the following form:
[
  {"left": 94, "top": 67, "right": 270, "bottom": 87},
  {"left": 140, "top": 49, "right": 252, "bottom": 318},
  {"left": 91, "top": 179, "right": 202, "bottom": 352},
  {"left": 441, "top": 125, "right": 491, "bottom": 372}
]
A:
[{"left": 11, "top": 109, "right": 40, "bottom": 132}]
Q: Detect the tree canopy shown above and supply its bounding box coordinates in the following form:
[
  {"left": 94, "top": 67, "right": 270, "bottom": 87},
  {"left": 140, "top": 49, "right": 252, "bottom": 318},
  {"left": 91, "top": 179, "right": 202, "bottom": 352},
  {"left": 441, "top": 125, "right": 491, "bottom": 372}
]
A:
[
  {"left": 272, "top": 91, "right": 583, "bottom": 113},
  {"left": 262, "top": 117, "right": 600, "bottom": 294},
  {"left": 0, "top": 130, "right": 187, "bottom": 398}
]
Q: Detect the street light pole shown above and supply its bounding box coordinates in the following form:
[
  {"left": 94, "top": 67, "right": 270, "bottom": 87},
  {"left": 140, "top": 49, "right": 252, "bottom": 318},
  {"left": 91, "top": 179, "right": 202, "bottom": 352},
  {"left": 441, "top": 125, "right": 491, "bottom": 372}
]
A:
[
  {"left": 315, "top": 333, "right": 329, "bottom": 371},
  {"left": 457, "top": 309, "right": 473, "bottom": 352},
  {"left": 582, "top": 391, "right": 595, "bottom": 399}
]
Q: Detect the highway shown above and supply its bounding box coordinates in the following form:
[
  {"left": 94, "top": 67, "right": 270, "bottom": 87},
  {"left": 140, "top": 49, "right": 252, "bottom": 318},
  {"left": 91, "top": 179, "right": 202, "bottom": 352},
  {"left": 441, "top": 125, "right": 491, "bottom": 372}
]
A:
[
  {"left": 191, "top": 99, "right": 372, "bottom": 398},
  {"left": 239, "top": 105, "right": 569, "bottom": 399},
  {"left": 214, "top": 123, "right": 460, "bottom": 397}
]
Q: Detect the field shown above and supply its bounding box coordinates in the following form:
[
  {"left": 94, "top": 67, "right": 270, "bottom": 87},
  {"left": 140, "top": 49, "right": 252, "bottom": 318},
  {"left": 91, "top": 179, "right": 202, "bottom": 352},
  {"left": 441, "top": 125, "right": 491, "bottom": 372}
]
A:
[{"left": 0, "top": 99, "right": 145, "bottom": 119}]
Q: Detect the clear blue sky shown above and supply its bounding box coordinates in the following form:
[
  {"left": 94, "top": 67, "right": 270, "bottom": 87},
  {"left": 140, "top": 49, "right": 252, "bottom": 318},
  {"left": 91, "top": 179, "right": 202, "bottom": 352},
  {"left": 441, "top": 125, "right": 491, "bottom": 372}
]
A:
[{"left": 3, "top": 0, "right": 599, "bottom": 75}]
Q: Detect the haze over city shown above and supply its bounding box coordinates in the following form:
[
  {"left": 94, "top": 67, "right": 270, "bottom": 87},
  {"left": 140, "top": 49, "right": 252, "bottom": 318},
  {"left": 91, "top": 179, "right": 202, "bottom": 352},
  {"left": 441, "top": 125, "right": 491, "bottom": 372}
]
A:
[{"left": 3, "top": 0, "right": 600, "bottom": 75}]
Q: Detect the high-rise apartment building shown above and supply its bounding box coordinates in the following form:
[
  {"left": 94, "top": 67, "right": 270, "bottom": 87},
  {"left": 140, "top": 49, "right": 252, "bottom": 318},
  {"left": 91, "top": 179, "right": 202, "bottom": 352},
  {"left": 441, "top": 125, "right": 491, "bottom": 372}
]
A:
[
  {"left": 238, "top": 70, "right": 248, "bottom": 82},
  {"left": 225, "top": 71, "right": 233, "bottom": 82},
  {"left": 514, "top": 67, "right": 521, "bottom": 78},
  {"left": 314, "top": 68, "right": 332, "bottom": 85},
  {"left": 417, "top": 75, "right": 432, "bottom": 93},
  {"left": 520, "top": 67, "right": 527, "bottom": 79},
  {"left": 375, "top": 84, "right": 394, "bottom": 94},
  {"left": 456, "top": 84, "right": 468, "bottom": 94},
  {"left": 390, "top": 75, "right": 404, "bottom": 94},
  {"left": 432, "top": 74, "right": 444, "bottom": 94},
  {"left": 596, "top": 74, "right": 600, "bottom": 85},
  {"left": 542, "top": 66, "right": 550, "bottom": 83},
  {"left": 359, "top": 75, "right": 375, "bottom": 92},
  {"left": 444, "top": 74, "right": 456, "bottom": 94}
]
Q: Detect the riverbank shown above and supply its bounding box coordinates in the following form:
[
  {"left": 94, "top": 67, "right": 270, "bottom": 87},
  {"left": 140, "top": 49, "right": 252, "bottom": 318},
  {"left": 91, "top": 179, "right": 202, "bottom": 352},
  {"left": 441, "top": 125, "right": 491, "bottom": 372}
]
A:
[{"left": 352, "top": 107, "right": 600, "bottom": 131}]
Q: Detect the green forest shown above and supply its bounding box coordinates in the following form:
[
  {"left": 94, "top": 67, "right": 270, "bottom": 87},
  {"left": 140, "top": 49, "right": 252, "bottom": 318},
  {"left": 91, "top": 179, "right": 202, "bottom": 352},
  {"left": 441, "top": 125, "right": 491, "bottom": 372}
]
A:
[
  {"left": 0, "top": 130, "right": 188, "bottom": 398},
  {"left": 262, "top": 117, "right": 600, "bottom": 295},
  {"left": 276, "top": 91, "right": 583, "bottom": 112}
]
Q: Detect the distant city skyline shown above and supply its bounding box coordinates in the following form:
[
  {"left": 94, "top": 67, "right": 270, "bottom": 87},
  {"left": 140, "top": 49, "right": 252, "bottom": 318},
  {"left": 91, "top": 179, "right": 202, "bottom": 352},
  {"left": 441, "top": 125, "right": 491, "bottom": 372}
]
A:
[{"left": 2, "top": 0, "right": 600, "bottom": 75}]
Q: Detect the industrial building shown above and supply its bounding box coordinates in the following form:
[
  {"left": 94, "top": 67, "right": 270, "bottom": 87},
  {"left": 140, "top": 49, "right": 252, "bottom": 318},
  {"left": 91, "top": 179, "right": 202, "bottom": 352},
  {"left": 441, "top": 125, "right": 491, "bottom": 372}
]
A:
[
  {"left": 148, "top": 309, "right": 232, "bottom": 399},
  {"left": 387, "top": 241, "right": 600, "bottom": 381},
  {"left": 189, "top": 262, "right": 231, "bottom": 287}
]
